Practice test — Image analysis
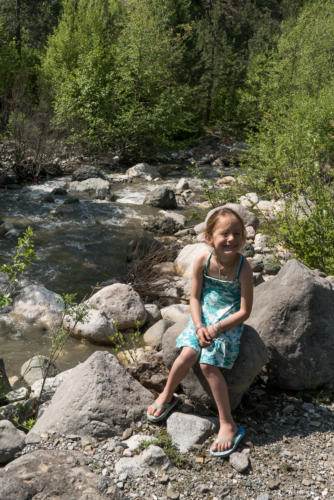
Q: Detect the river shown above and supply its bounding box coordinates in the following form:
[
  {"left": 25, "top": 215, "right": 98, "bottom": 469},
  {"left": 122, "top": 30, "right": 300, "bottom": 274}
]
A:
[{"left": 0, "top": 164, "right": 206, "bottom": 378}]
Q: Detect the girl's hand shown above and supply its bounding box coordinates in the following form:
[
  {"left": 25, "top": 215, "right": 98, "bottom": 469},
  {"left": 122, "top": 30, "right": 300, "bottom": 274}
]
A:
[
  {"left": 206, "top": 324, "right": 218, "bottom": 339},
  {"left": 196, "top": 325, "right": 211, "bottom": 347}
]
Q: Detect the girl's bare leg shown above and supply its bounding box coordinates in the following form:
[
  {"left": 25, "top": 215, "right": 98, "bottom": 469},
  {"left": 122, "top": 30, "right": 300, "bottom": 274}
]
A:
[
  {"left": 200, "top": 363, "right": 237, "bottom": 452},
  {"left": 148, "top": 347, "right": 198, "bottom": 418}
]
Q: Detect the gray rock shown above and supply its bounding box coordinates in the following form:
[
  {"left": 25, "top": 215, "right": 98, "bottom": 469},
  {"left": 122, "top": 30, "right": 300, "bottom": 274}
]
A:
[
  {"left": 142, "top": 216, "right": 182, "bottom": 235},
  {"left": 115, "top": 445, "right": 169, "bottom": 477},
  {"left": 67, "top": 178, "right": 111, "bottom": 199},
  {"left": 126, "top": 162, "right": 160, "bottom": 181},
  {"left": 0, "top": 450, "right": 114, "bottom": 499},
  {"left": 27, "top": 351, "right": 152, "bottom": 439},
  {"left": 160, "top": 304, "right": 190, "bottom": 323},
  {"left": 247, "top": 259, "right": 334, "bottom": 389},
  {"left": 167, "top": 412, "right": 218, "bottom": 452},
  {"left": 123, "top": 433, "right": 152, "bottom": 451},
  {"left": 11, "top": 284, "right": 64, "bottom": 327},
  {"left": 144, "top": 186, "right": 177, "bottom": 209},
  {"left": 162, "top": 319, "right": 268, "bottom": 410},
  {"left": 143, "top": 319, "right": 174, "bottom": 349},
  {"left": 144, "top": 304, "right": 162, "bottom": 326},
  {"left": 0, "top": 420, "right": 25, "bottom": 464},
  {"left": 5, "top": 387, "right": 28, "bottom": 403},
  {"left": 88, "top": 283, "right": 146, "bottom": 331},
  {"left": 67, "top": 308, "right": 116, "bottom": 344},
  {"left": 72, "top": 165, "right": 106, "bottom": 181},
  {"left": 21, "top": 355, "right": 59, "bottom": 386},
  {"left": 229, "top": 451, "right": 249, "bottom": 473},
  {"left": 174, "top": 243, "right": 210, "bottom": 279}
]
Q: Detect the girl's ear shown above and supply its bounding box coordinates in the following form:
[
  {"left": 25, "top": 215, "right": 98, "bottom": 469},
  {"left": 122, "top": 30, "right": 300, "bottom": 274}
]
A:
[{"left": 205, "top": 233, "right": 212, "bottom": 246}]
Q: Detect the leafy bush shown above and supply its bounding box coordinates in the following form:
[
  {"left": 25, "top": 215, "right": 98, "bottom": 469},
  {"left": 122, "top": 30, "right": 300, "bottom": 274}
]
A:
[{"left": 243, "top": 0, "right": 334, "bottom": 274}]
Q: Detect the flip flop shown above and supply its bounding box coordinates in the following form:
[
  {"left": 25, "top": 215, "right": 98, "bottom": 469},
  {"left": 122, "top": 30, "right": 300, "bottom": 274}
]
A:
[
  {"left": 146, "top": 396, "right": 179, "bottom": 423},
  {"left": 210, "top": 427, "right": 245, "bottom": 457}
]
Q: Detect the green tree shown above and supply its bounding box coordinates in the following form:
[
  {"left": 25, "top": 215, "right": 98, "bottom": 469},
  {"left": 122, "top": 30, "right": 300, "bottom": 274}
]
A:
[
  {"left": 244, "top": 0, "right": 334, "bottom": 273},
  {"left": 42, "top": 0, "right": 124, "bottom": 148},
  {"left": 111, "top": 0, "right": 199, "bottom": 155}
]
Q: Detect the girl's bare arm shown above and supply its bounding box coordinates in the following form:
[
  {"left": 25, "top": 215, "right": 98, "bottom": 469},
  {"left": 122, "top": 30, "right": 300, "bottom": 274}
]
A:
[{"left": 189, "top": 251, "right": 211, "bottom": 346}]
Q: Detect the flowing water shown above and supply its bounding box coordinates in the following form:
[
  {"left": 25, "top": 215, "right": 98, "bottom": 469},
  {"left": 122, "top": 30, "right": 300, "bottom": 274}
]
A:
[{"left": 0, "top": 167, "right": 204, "bottom": 377}]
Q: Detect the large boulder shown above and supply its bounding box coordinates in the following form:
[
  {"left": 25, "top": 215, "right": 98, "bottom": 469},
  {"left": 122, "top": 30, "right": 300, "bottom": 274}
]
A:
[
  {"left": 126, "top": 162, "right": 160, "bottom": 181},
  {"left": 67, "top": 178, "right": 111, "bottom": 199},
  {"left": 67, "top": 308, "right": 116, "bottom": 344},
  {"left": 20, "top": 355, "right": 59, "bottom": 386},
  {"left": 247, "top": 259, "right": 334, "bottom": 390},
  {"left": 0, "top": 450, "right": 117, "bottom": 499},
  {"left": 162, "top": 318, "right": 268, "bottom": 410},
  {"left": 71, "top": 165, "right": 106, "bottom": 181},
  {"left": 27, "top": 351, "right": 153, "bottom": 440},
  {"left": 87, "top": 283, "right": 146, "bottom": 330},
  {"left": 174, "top": 242, "right": 209, "bottom": 278},
  {"left": 11, "top": 285, "right": 63, "bottom": 327},
  {"left": 144, "top": 186, "right": 177, "bottom": 209},
  {"left": 0, "top": 420, "right": 25, "bottom": 464}
]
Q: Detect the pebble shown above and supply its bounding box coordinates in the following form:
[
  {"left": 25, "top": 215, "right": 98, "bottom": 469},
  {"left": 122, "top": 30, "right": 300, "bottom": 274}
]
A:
[
  {"left": 229, "top": 452, "right": 249, "bottom": 473},
  {"left": 167, "top": 484, "right": 180, "bottom": 499}
]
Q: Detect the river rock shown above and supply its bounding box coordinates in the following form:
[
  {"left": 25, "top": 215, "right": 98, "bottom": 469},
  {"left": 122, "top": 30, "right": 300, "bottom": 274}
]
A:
[
  {"left": 71, "top": 165, "right": 106, "bottom": 181},
  {"left": 67, "top": 178, "right": 111, "bottom": 199},
  {"left": 20, "top": 355, "right": 59, "bottom": 386},
  {"left": 27, "top": 351, "right": 152, "bottom": 440},
  {"left": 162, "top": 319, "right": 268, "bottom": 409},
  {"left": 0, "top": 450, "right": 115, "bottom": 499},
  {"left": 126, "top": 162, "right": 160, "bottom": 181},
  {"left": 115, "top": 445, "right": 169, "bottom": 476},
  {"left": 87, "top": 283, "right": 146, "bottom": 330},
  {"left": 144, "top": 303, "right": 162, "bottom": 326},
  {"left": 167, "top": 413, "right": 218, "bottom": 452},
  {"left": 143, "top": 319, "right": 174, "bottom": 349},
  {"left": 161, "top": 304, "right": 190, "bottom": 323},
  {"left": 174, "top": 242, "right": 209, "bottom": 278},
  {"left": 0, "top": 420, "right": 25, "bottom": 464},
  {"left": 11, "top": 284, "right": 64, "bottom": 327},
  {"left": 247, "top": 259, "right": 334, "bottom": 389},
  {"left": 144, "top": 186, "right": 177, "bottom": 209},
  {"left": 142, "top": 215, "right": 182, "bottom": 235},
  {"left": 67, "top": 308, "right": 116, "bottom": 344}
]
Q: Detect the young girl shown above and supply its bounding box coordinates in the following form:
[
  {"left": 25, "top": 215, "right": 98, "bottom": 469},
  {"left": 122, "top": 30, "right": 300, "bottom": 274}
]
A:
[{"left": 147, "top": 207, "right": 253, "bottom": 457}]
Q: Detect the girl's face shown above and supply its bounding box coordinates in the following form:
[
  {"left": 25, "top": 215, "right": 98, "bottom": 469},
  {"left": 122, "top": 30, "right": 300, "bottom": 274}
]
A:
[{"left": 205, "top": 214, "right": 244, "bottom": 256}]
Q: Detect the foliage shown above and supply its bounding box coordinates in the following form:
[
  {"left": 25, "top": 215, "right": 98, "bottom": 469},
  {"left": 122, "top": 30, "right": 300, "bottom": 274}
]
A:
[
  {"left": 189, "top": 163, "right": 240, "bottom": 208},
  {"left": 138, "top": 430, "right": 191, "bottom": 468},
  {"left": 0, "top": 226, "right": 37, "bottom": 309},
  {"left": 243, "top": 0, "right": 334, "bottom": 273},
  {"left": 109, "top": 321, "right": 144, "bottom": 363},
  {"left": 34, "top": 293, "right": 90, "bottom": 412}
]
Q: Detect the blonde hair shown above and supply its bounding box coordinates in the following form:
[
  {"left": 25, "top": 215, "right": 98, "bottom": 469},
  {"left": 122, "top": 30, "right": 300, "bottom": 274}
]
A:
[{"left": 205, "top": 207, "right": 246, "bottom": 241}]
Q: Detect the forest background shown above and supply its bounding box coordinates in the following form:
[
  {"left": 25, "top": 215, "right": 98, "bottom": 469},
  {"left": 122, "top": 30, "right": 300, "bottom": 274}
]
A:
[{"left": 0, "top": 0, "right": 333, "bottom": 273}]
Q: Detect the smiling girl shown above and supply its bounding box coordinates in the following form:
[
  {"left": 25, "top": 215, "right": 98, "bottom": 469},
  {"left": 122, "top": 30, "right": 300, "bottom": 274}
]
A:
[{"left": 147, "top": 207, "right": 253, "bottom": 457}]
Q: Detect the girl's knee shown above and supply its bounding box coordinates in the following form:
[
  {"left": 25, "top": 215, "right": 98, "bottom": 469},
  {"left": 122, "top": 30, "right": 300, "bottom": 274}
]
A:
[
  {"left": 200, "top": 363, "right": 219, "bottom": 377},
  {"left": 180, "top": 347, "right": 199, "bottom": 364}
]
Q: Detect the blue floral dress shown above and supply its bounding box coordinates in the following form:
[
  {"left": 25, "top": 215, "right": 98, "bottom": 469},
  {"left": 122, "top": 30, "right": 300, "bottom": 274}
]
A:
[{"left": 176, "top": 249, "right": 244, "bottom": 369}]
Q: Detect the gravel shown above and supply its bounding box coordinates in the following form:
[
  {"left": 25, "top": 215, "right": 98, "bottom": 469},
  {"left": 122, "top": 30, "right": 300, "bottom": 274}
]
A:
[{"left": 16, "top": 381, "right": 334, "bottom": 499}]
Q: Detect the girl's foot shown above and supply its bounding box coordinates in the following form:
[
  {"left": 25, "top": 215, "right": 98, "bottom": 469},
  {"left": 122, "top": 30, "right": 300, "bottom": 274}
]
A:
[
  {"left": 147, "top": 393, "right": 178, "bottom": 422},
  {"left": 211, "top": 422, "right": 238, "bottom": 453}
]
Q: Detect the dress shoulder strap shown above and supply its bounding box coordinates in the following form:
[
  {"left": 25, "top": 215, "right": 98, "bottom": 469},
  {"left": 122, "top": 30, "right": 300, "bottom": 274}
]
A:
[
  {"left": 205, "top": 248, "right": 214, "bottom": 273},
  {"left": 236, "top": 254, "right": 244, "bottom": 280}
]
